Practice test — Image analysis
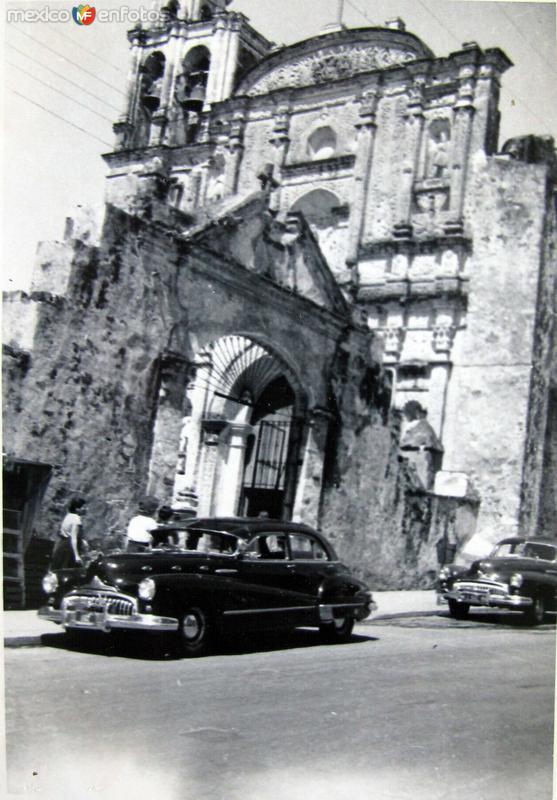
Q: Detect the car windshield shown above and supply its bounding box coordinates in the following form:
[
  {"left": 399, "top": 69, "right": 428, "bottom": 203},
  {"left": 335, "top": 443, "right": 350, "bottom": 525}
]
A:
[
  {"left": 152, "top": 527, "right": 240, "bottom": 554},
  {"left": 491, "top": 540, "right": 557, "bottom": 561}
]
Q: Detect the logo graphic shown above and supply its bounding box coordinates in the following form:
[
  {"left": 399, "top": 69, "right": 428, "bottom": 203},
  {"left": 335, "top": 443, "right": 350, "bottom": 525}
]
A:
[{"left": 72, "top": 4, "right": 96, "bottom": 25}]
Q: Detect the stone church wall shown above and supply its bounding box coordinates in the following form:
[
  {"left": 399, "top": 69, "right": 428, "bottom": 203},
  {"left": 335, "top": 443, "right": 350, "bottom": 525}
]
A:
[{"left": 442, "top": 154, "right": 551, "bottom": 548}]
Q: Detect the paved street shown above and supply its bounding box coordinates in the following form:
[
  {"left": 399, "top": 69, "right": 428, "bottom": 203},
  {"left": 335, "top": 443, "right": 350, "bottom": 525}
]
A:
[{"left": 4, "top": 611, "right": 555, "bottom": 800}]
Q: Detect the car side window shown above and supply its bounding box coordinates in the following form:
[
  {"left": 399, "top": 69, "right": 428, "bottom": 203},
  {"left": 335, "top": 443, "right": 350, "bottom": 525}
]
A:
[
  {"left": 289, "top": 533, "right": 329, "bottom": 561},
  {"left": 243, "top": 533, "right": 288, "bottom": 560}
]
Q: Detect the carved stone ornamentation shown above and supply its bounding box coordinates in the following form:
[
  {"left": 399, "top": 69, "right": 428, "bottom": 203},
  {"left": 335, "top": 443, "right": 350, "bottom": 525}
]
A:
[
  {"left": 432, "top": 324, "right": 456, "bottom": 353},
  {"left": 383, "top": 327, "right": 405, "bottom": 356},
  {"left": 246, "top": 45, "right": 419, "bottom": 96}
]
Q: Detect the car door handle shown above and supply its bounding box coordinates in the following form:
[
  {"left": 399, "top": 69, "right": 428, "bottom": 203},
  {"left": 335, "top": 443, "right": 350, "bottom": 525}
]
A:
[
  {"left": 215, "top": 569, "right": 238, "bottom": 575},
  {"left": 141, "top": 565, "right": 153, "bottom": 573},
  {"left": 287, "top": 564, "right": 296, "bottom": 570},
  {"left": 171, "top": 565, "right": 182, "bottom": 572},
  {"left": 199, "top": 565, "right": 210, "bottom": 572}
]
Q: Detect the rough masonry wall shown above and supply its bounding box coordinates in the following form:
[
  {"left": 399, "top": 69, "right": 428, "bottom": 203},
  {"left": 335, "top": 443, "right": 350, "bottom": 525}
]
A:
[
  {"left": 5, "top": 211, "right": 180, "bottom": 548},
  {"left": 442, "top": 154, "right": 548, "bottom": 551},
  {"left": 521, "top": 187, "right": 557, "bottom": 537},
  {"left": 4, "top": 202, "right": 351, "bottom": 547}
]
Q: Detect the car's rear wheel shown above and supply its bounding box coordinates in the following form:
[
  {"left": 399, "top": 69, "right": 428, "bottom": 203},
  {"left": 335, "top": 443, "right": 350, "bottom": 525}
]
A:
[
  {"left": 319, "top": 613, "right": 355, "bottom": 644},
  {"left": 177, "top": 607, "right": 212, "bottom": 657},
  {"left": 448, "top": 599, "right": 470, "bottom": 620},
  {"left": 524, "top": 594, "right": 545, "bottom": 626}
]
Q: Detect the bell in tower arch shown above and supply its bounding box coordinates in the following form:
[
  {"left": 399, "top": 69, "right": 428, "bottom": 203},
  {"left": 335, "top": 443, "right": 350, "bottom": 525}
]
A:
[
  {"left": 175, "top": 46, "right": 211, "bottom": 113},
  {"left": 179, "top": 0, "right": 233, "bottom": 22}
]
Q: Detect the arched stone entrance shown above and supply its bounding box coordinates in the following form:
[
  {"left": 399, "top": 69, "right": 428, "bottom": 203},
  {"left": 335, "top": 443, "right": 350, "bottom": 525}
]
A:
[{"left": 172, "top": 334, "right": 306, "bottom": 519}]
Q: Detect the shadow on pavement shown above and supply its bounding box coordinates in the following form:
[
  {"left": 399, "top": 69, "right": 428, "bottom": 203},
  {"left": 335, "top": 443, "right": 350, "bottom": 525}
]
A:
[
  {"left": 371, "top": 609, "right": 556, "bottom": 630},
  {"left": 39, "top": 627, "right": 378, "bottom": 661}
]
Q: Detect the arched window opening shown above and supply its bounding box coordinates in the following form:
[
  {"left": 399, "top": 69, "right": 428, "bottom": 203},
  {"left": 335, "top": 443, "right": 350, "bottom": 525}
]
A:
[
  {"left": 160, "top": 0, "right": 179, "bottom": 18},
  {"left": 290, "top": 188, "right": 341, "bottom": 229},
  {"left": 168, "top": 181, "right": 184, "bottom": 209},
  {"left": 200, "top": 3, "right": 213, "bottom": 20},
  {"left": 307, "top": 126, "right": 337, "bottom": 160},
  {"left": 177, "top": 335, "right": 304, "bottom": 520},
  {"left": 175, "top": 46, "right": 211, "bottom": 113},
  {"left": 139, "top": 52, "right": 166, "bottom": 114},
  {"left": 241, "top": 376, "right": 296, "bottom": 519}
]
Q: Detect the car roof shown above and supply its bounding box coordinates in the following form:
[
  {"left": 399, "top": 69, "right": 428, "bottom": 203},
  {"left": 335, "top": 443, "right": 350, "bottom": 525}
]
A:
[
  {"left": 497, "top": 536, "right": 557, "bottom": 546},
  {"left": 184, "top": 517, "right": 320, "bottom": 541}
]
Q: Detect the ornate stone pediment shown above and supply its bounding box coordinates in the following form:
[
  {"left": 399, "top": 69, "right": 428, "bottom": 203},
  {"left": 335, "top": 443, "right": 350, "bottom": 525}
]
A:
[
  {"left": 244, "top": 45, "right": 419, "bottom": 95},
  {"left": 188, "top": 193, "right": 349, "bottom": 315},
  {"left": 236, "top": 29, "right": 432, "bottom": 97}
]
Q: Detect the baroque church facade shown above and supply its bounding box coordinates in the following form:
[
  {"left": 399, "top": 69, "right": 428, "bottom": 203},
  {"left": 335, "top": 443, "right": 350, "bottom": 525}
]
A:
[{"left": 3, "top": 0, "right": 556, "bottom": 602}]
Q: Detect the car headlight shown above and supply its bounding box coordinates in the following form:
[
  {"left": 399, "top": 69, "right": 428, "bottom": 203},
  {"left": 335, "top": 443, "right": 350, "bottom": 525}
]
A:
[
  {"left": 439, "top": 566, "right": 451, "bottom": 580},
  {"left": 42, "top": 572, "right": 59, "bottom": 594},
  {"left": 510, "top": 573, "right": 523, "bottom": 588},
  {"left": 138, "top": 578, "right": 156, "bottom": 601}
]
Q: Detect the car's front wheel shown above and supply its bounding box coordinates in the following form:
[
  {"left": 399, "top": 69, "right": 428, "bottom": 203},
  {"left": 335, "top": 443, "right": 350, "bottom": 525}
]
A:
[
  {"left": 319, "top": 614, "right": 354, "bottom": 644},
  {"left": 177, "top": 607, "right": 212, "bottom": 657},
  {"left": 448, "top": 599, "right": 470, "bottom": 620},
  {"left": 524, "top": 594, "right": 545, "bottom": 626}
]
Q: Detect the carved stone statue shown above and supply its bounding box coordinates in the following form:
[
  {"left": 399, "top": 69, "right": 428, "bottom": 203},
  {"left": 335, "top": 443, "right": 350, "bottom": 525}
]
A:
[
  {"left": 399, "top": 400, "right": 443, "bottom": 491},
  {"left": 427, "top": 122, "right": 450, "bottom": 179}
]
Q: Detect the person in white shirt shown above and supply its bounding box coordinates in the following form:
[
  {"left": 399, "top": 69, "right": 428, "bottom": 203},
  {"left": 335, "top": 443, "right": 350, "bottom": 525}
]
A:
[{"left": 126, "top": 496, "right": 160, "bottom": 553}]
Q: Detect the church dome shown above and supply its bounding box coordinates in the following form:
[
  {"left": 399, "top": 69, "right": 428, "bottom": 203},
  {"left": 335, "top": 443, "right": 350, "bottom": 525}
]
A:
[{"left": 235, "top": 25, "right": 433, "bottom": 97}]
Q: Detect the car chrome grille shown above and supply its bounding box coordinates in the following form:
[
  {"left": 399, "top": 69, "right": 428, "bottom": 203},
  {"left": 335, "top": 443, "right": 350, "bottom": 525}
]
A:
[
  {"left": 63, "top": 592, "right": 136, "bottom": 616},
  {"left": 454, "top": 581, "right": 507, "bottom": 595}
]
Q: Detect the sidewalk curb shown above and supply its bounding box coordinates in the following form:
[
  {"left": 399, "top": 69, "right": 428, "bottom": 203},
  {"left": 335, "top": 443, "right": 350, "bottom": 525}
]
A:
[
  {"left": 4, "top": 635, "right": 45, "bottom": 648},
  {"left": 4, "top": 610, "right": 445, "bottom": 647}
]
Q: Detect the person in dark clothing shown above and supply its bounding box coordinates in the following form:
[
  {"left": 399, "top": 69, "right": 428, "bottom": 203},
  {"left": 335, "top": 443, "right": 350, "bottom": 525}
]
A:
[{"left": 51, "top": 496, "right": 87, "bottom": 569}]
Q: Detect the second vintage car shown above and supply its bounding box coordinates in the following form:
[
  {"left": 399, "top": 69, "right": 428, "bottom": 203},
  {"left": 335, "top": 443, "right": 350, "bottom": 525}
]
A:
[
  {"left": 438, "top": 536, "right": 557, "bottom": 624},
  {"left": 38, "top": 517, "right": 376, "bottom": 656}
]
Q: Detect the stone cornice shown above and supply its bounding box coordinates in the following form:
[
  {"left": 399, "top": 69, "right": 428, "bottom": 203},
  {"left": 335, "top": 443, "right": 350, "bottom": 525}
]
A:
[
  {"left": 186, "top": 244, "right": 351, "bottom": 338},
  {"left": 359, "top": 234, "right": 472, "bottom": 259},
  {"left": 282, "top": 154, "right": 356, "bottom": 179},
  {"left": 358, "top": 275, "right": 470, "bottom": 303}
]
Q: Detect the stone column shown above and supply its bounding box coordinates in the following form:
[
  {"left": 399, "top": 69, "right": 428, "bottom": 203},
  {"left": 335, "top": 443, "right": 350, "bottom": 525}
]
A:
[
  {"left": 157, "top": 27, "right": 183, "bottom": 145},
  {"left": 224, "top": 111, "right": 246, "bottom": 195},
  {"left": 292, "top": 408, "right": 333, "bottom": 526},
  {"left": 393, "top": 72, "right": 427, "bottom": 238},
  {"left": 222, "top": 15, "right": 242, "bottom": 99},
  {"left": 113, "top": 36, "right": 144, "bottom": 148},
  {"left": 205, "top": 14, "right": 227, "bottom": 104},
  {"left": 445, "top": 66, "right": 476, "bottom": 235},
  {"left": 268, "top": 105, "right": 291, "bottom": 212},
  {"left": 147, "top": 350, "right": 195, "bottom": 502},
  {"left": 196, "top": 421, "right": 226, "bottom": 517},
  {"left": 427, "top": 362, "right": 451, "bottom": 441},
  {"left": 214, "top": 422, "right": 254, "bottom": 516},
  {"left": 346, "top": 84, "right": 380, "bottom": 270},
  {"left": 149, "top": 110, "right": 168, "bottom": 146}
]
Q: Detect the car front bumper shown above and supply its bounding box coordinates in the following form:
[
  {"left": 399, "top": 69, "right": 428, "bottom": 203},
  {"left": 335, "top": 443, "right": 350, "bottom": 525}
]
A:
[
  {"left": 38, "top": 605, "right": 179, "bottom": 632},
  {"left": 439, "top": 588, "right": 533, "bottom": 610}
]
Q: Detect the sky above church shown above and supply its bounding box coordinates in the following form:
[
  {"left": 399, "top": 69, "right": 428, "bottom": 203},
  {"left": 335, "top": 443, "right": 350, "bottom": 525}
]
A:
[{"left": 3, "top": 0, "right": 557, "bottom": 292}]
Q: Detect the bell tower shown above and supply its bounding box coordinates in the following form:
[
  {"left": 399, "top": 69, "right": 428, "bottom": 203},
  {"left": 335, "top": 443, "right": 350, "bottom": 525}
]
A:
[{"left": 112, "top": 0, "right": 271, "bottom": 151}]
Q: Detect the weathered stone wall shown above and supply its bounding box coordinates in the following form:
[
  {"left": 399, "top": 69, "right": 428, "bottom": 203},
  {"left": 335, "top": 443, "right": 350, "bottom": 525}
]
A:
[
  {"left": 521, "top": 184, "right": 557, "bottom": 538},
  {"left": 442, "top": 154, "right": 549, "bottom": 552},
  {"left": 5, "top": 213, "right": 174, "bottom": 547},
  {"left": 4, "top": 202, "right": 352, "bottom": 548}
]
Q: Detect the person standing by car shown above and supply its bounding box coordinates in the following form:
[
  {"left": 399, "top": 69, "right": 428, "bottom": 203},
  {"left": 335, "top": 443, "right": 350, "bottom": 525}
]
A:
[
  {"left": 126, "top": 496, "right": 160, "bottom": 552},
  {"left": 51, "top": 496, "right": 87, "bottom": 569}
]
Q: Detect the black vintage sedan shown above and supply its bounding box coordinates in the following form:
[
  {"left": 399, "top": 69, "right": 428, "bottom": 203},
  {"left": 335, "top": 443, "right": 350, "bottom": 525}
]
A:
[
  {"left": 437, "top": 537, "right": 557, "bottom": 624},
  {"left": 38, "top": 517, "right": 376, "bottom": 656}
]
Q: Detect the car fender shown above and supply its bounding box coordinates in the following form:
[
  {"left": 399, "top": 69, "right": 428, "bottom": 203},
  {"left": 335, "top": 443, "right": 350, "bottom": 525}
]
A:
[
  {"left": 146, "top": 572, "right": 234, "bottom": 619},
  {"left": 318, "top": 574, "right": 370, "bottom": 605}
]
